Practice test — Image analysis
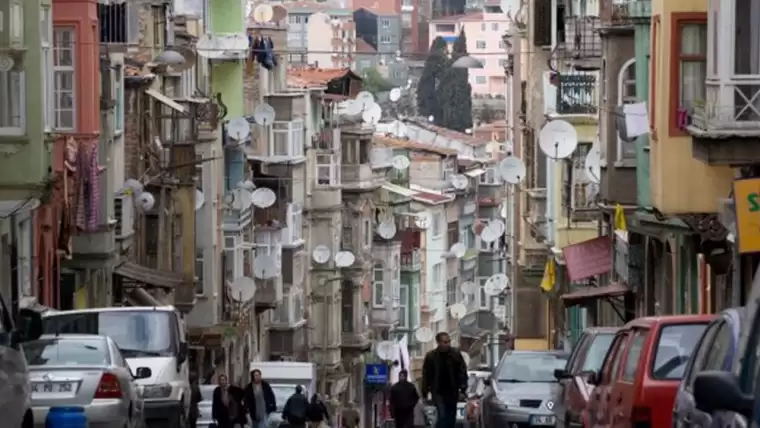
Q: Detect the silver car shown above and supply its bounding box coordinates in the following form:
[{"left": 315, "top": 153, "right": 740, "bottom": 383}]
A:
[
  {"left": 479, "top": 351, "right": 568, "bottom": 428},
  {"left": 24, "top": 334, "right": 151, "bottom": 428}
]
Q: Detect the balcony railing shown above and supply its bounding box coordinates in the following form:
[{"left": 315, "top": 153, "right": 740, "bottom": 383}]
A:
[
  {"left": 690, "top": 79, "right": 760, "bottom": 133},
  {"left": 254, "top": 202, "right": 286, "bottom": 228},
  {"left": 342, "top": 164, "right": 384, "bottom": 190},
  {"left": 551, "top": 71, "right": 599, "bottom": 115},
  {"left": 600, "top": 0, "right": 633, "bottom": 26},
  {"left": 563, "top": 16, "right": 602, "bottom": 60},
  {"left": 401, "top": 249, "right": 422, "bottom": 271}
]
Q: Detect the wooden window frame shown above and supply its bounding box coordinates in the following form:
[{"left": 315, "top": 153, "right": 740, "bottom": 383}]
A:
[{"left": 668, "top": 12, "right": 707, "bottom": 137}]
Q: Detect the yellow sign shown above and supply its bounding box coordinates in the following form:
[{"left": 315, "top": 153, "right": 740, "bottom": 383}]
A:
[{"left": 733, "top": 178, "right": 760, "bottom": 253}]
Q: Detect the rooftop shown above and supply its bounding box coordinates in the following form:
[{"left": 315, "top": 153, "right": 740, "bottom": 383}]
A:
[
  {"left": 287, "top": 67, "right": 359, "bottom": 89},
  {"left": 351, "top": 0, "right": 400, "bottom": 14},
  {"left": 404, "top": 117, "right": 490, "bottom": 147},
  {"left": 410, "top": 184, "right": 455, "bottom": 205},
  {"left": 373, "top": 135, "right": 458, "bottom": 156}
]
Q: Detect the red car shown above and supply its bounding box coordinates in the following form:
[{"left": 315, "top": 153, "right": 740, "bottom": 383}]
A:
[{"left": 585, "top": 315, "right": 712, "bottom": 428}]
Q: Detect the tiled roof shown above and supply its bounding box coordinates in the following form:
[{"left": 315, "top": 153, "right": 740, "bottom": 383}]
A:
[
  {"left": 287, "top": 67, "right": 360, "bottom": 88},
  {"left": 355, "top": 37, "right": 377, "bottom": 53},
  {"left": 351, "top": 0, "right": 400, "bottom": 14},
  {"left": 410, "top": 184, "right": 455, "bottom": 205},
  {"left": 374, "top": 135, "right": 457, "bottom": 156},
  {"left": 404, "top": 117, "right": 490, "bottom": 147}
]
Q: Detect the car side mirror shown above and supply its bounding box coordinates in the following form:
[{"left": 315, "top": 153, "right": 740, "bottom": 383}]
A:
[
  {"left": 12, "top": 308, "right": 43, "bottom": 346},
  {"left": 177, "top": 342, "right": 188, "bottom": 366},
  {"left": 586, "top": 371, "right": 600, "bottom": 386},
  {"left": 134, "top": 367, "right": 153, "bottom": 380},
  {"left": 554, "top": 369, "right": 570, "bottom": 380},
  {"left": 694, "top": 371, "right": 752, "bottom": 417}
]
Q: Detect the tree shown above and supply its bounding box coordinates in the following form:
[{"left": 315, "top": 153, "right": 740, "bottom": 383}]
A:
[
  {"left": 439, "top": 29, "right": 473, "bottom": 132},
  {"left": 361, "top": 68, "right": 395, "bottom": 94},
  {"left": 477, "top": 103, "right": 497, "bottom": 124},
  {"left": 417, "top": 37, "right": 449, "bottom": 121}
]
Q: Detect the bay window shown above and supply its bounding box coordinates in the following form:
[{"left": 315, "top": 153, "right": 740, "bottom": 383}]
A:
[
  {"left": 431, "top": 212, "right": 444, "bottom": 237},
  {"left": 270, "top": 120, "right": 304, "bottom": 158},
  {"left": 675, "top": 21, "right": 706, "bottom": 128},
  {"left": 480, "top": 167, "right": 500, "bottom": 185},
  {"left": 0, "top": 2, "right": 26, "bottom": 134},
  {"left": 342, "top": 284, "right": 354, "bottom": 332},
  {"left": 41, "top": 5, "right": 53, "bottom": 132},
  {"left": 53, "top": 27, "right": 77, "bottom": 130},
  {"left": 398, "top": 284, "right": 409, "bottom": 328},
  {"left": 617, "top": 59, "right": 637, "bottom": 160},
  {"left": 372, "top": 263, "right": 384, "bottom": 308},
  {"left": 285, "top": 203, "right": 303, "bottom": 245},
  {"left": 316, "top": 154, "right": 340, "bottom": 186},
  {"left": 477, "top": 277, "right": 490, "bottom": 309}
]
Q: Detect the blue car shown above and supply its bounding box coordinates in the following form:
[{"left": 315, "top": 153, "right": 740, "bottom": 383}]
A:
[{"left": 672, "top": 307, "right": 745, "bottom": 428}]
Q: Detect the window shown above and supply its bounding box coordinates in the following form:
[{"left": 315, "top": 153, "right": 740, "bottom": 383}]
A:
[
  {"left": 480, "top": 167, "right": 500, "bottom": 185},
  {"left": 195, "top": 153, "right": 203, "bottom": 189},
  {"left": 432, "top": 262, "right": 443, "bottom": 286},
  {"left": 476, "top": 40, "right": 486, "bottom": 49},
  {"left": 491, "top": 23, "right": 499, "bottom": 31},
  {"left": 480, "top": 23, "right": 486, "bottom": 31},
  {"left": 675, "top": 21, "right": 706, "bottom": 131},
  {"left": 556, "top": 72, "right": 597, "bottom": 115},
  {"left": 683, "top": 322, "right": 720, "bottom": 388},
  {"left": 270, "top": 120, "right": 304, "bottom": 158},
  {"left": 363, "top": 218, "right": 372, "bottom": 248},
  {"left": 289, "top": 15, "right": 301, "bottom": 24},
  {"left": 431, "top": 212, "right": 444, "bottom": 237},
  {"left": 446, "top": 277, "right": 458, "bottom": 305},
  {"left": 373, "top": 264, "right": 385, "bottom": 308},
  {"left": 292, "top": 289, "right": 304, "bottom": 323},
  {"left": 617, "top": 59, "right": 637, "bottom": 160},
  {"left": 581, "top": 334, "right": 615, "bottom": 372},
  {"left": 398, "top": 284, "right": 409, "bottom": 327},
  {"left": 564, "top": 142, "right": 593, "bottom": 210},
  {"left": 499, "top": 59, "right": 508, "bottom": 68},
  {"left": 499, "top": 40, "right": 505, "bottom": 49},
  {"left": 381, "top": 19, "right": 391, "bottom": 28},
  {"left": 114, "top": 67, "right": 124, "bottom": 132},
  {"left": 651, "top": 323, "right": 707, "bottom": 380},
  {"left": 316, "top": 154, "right": 340, "bottom": 186},
  {"left": 606, "top": 333, "right": 629, "bottom": 382},
  {"left": 53, "top": 27, "right": 77, "bottom": 130},
  {"left": 475, "top": 76, "right": 486, "bottom": 84},
  {"left": 703, "top": 322, "right": 731, "bottom": 370},
  {"left": 436, "top": 24, "right": 456, "bottom": 32},
  {"left": 286, "top": 203, "right": 303, "bottom": 244},
  {"left": 0, "top": 64, "right": 25, "bottom": 135},
  {"left": 195, "top": 252, "right": 204, "bottom": 295},
  {"left": 342, "top": 284, "right": 353, "bottom": 332},
  {"left": 41, "top": 6, "right": 53, "bottom": 132},
  {"left": 447, "top": 221, "right": 459, "bottom": 247},
  {"left": 477, "top": 277, "right": 490, "bottom": 309},
  {"left": 380, "top": 35, "right": 392, "bottom": 44},
  {"left": 24, "top": 338, "right": 109, "bottom": 367},
  {"left": 621, "top": 329, "right": 647, "bottom": 381}
]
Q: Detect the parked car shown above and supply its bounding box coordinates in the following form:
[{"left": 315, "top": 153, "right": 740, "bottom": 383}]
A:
[
  {"left": 24, "top": 334, "right": 152, "bottom": 428},
  {"left": 672, "top": 308, "right": 744, "bottom": 428},
  {"left": 585, "top": 314, "right": 711, "bottom": 428},
  {"left": 197, "top": 385, "right": 216, "bottom": 427},
  {"left": 553, "top": 327, "right": 618, "bottom": 428},
  {"left": 479, "top": 351, "right": 568, "bottom": 427}
]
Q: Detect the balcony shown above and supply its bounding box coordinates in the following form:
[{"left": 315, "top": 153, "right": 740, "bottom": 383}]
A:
[
  {"left": 245, "top": 119, "right": 305, "bottom": 162},
  {"left": 342, "top": 164, "right": 385, "bottom": 191},
  {"left": 625, "top": 0, "right": 651, "bottom": 18},
  {"left": 401, "top": 249, "right": 422, "bottom": 271},
  {"left": 562, "top": 16, "right": 602, "bottom": 64},
  {"left": 370, "top": 147, "right": 394, "bottom": 169},
  {"left": 600, "top": 0, "right": 633, "bottom": 28},
  {"left": 545, "top": 71, "right": 599, "bottom": 116},
  {"left": 268, "top": 323, "right": 308, "bottom": 360},
  {"left": 253, "top": 230, "right": 284, "bottom": 311}
]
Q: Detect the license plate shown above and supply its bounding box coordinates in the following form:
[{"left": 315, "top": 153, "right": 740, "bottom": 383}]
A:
[
  {"left": 531, "top": 415, "right": 555, "bottom": 426},
  {"left": 32, "top": 382, "right": 75, "bottom": 394}
]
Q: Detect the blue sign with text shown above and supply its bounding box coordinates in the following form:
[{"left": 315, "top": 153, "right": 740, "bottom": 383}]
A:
[{"left": 365, "top": 363, "right": 388, "bottom": 385}]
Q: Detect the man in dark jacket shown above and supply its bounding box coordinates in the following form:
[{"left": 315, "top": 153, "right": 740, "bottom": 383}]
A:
[
  {"left": 283, "top": 385, "right": 310, "bottom": 428},
  {"left": 422, "top": 332, "right": 467, "bottom": 428},
  {"left": 244, "top": 369, "right": 277, "bottom": 428},
  {"left": 390, "top": 370, "right": 420, "bottom": 428}
]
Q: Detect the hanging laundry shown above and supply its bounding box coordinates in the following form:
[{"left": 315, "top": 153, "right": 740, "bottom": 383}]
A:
[
  {"left": 74, "top": 141, "right": 88, "bottom": 231},
  {"left": 87, "top": 143, "right": 101, "bottom": 231},
  {"left": 252, "top": 36, "right": 271, "bottom": 70},
  {"left": 266, "top": 37, "right": 278, "bottom": 68}
]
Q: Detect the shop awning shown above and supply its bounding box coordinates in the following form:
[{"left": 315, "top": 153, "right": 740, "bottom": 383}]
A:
[
  {"left": 145, "top": 89, "right": 187, "bottom": 114},
  {"left": 115, "top": 261, "right": 185, "bottom": 289},
  {"left": 381, "top": 182, "right": 418, "bottom": 197},
  {"left": 561, "top": 283, "right": 630, "bottom": 307}
]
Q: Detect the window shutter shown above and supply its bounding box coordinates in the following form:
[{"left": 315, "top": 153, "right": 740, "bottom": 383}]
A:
[{"left": 533, "top": 0, "right": 552, "bottom": 46}]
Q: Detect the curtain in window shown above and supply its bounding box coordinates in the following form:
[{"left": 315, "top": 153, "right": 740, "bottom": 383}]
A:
[{"left": 679, "top": 24, "right": 707, "bottom": 110}]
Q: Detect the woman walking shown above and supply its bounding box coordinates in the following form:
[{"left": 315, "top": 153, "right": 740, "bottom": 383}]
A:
[
  {"left": 212, "top": 374, "right": 247, "bottom": 428},
  {"left": 307, "top": 394, "right": 330, "bottom": 428}
]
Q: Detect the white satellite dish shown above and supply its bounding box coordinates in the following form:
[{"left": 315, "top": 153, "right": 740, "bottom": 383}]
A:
[
  {"left": 362, "top": 103, "right": 382, "bottom": 125},
  {"left": 539, "top": 119, "right": 578, "bottom": 159},
  {"left": 376, "top": 340, "right": 396, "bottom": 360},
  {"left": 195, "top": 189, "right": 205, "bottom": 211},
  {"left": 227, "top": 116, "right": 250, "bottom": 141},
  {"left": 253, "top": 254, "right": 278, "bottom": 279},
  {"left": 389, "top": 88, "right": 402, "bottom": 102},
  {"left": 483, "top": 273, "right": 509, "bottom": 296},
  {"left": 136, "top": 192, "right": 156, "bottom": 211},
  {"left": 392, "top": 155, "right": 410, "bottom": 170},
  {"left": 251, "top": 187, "right": 277, "bottom": 208},
  {"left": 498, "top": 156, "right": 526, "bottom": 184},
  {"left": 427, "top": 115, "right": 434, "bottom": 122},
  {"left": 231, "top": 188, "right": 254, "bottom": 210},
  {"left": 356, "top": 91, "right": 375, "bottom": 107},
  {"left": 480, "top": 219, "right": 505, "bottom": 243},
  {"left": 253, "top": 103, "right": 276, "bottom": 125},
  {"left": 237, "top": 180, "right": 256, "bottom": 191},
  {"left": 450, "top": 174, "right": 469, "bottom": 190},
  {"left": 585, "top": 144, "right": 601, "bottom": 184},
  {"left": 414, "top": 326, "right": 435, "bottom": 343},
  {"left": 377, "top": 220, "right": 397, "bottom": 240},
  {"left": 341, "top": 99, "right": 363, "bottom": 116},
  {"left": 252, "top": 4, "right": 274, "bottom": 22},
  {"left": 449, "top": 303, "right": 467, "bottom": 319},
  {"left": 334, "top": 250, "right": 356, "bottom": 268},
  {"left": 460, "top": 281, "right": 479, "bottom": 294},
  {"left": 449, "top": 242, "right": 467, "bottom": 258},
  {"left": 229, "top": 277, "right": 256, "bottom": 302},
  {"left": 121, "top": 178, "right": 144, "bottom": 196},
  {"left": 312, "top": 245, "right": 332, "bottom": 264}
]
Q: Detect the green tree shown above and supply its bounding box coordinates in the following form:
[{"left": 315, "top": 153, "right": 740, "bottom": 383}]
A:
[
  {"left": 362, "top": 68, "right": 395, "bottom": 94},
  {"left": 477, "top": 103, "right": 497, "bottom": 124},
  {"left": 439, "top": 30, "right": 473, "bottom": 132},
  {"left": 417, "top": 37, "right": 449, "bottom": 121}
]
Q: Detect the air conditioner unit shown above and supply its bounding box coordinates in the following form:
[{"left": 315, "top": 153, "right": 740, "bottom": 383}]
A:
[{"left": 114, "top": 196, "right": 135, "bottom": 239}]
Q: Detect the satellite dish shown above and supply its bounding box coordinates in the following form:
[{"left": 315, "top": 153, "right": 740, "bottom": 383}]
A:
[
  {"left": 136, "top": 192, "right": 156, "bottom": 211},
  {"left": 227, "top": 116, "right": 250, "bottom": 141},
  {"left": 389, "top": 88, "right": 402, "bottom": 102},
  {"left": 428, "top": 115, "right": 434, "bottom": 122},
  {"left": 449, "top": 243, "right": 467, "bottom": 258},
  {"left": 252, "top": 4, "right": 274, "bottom": 22},
  {"left": 483, "top": 273, "right": 509, "bottom": 296},
  {"left": 461, "top": 281, "right": 478, "bottom": 294},
  {"left": 340, "top": 99, "right": 363, "bottom": 116},
  {"left": 312, "top": 245, "right": 331, "bottom": 264},
  {"left": 251, "top": 187, "right": 277, "bottom": 208},
  {"left": 449, "top": 303, "right": 467, "bottom": 319},
  {"left": 253, "top": 254, "right": 278, "bottom": 279},
  {"left": 414, "top": 326, "right": 434, "bottom": 343},
  {"left": 376, "top": 340, "right": 395, "bottom": 360},
  {"left": 195, "top": 189, "right": 205, "bottom": 211},
  {"left": 392, "top": 155, "right": 410, "bottom": 170},
  {"left": 161, "top": 46, "right": 197, "bottom": 73},
  {"left": 498, "top": 156, "right": 526, "bottom": 184},
  {"left": 229, "top": 277, "right": 256, "bottom": 302},
  {"left": 121, "top": 178, "right": 144, "bottom": 196},
  {"left": 450, "top": 174, "right": 469, "bottom": 190},
  {"left": 539, "top": 119, "right": 578, "bottom": 159},
  {"left": 356, "top": 91, "right": 375, "bottom": 107},
  {"left": 271, "top": 4, "right": 287, "bottom": 21},
  {"left": 334, "top": 250, "right": 356, "bottom": 268},
  {"left": 231, "top": 188, "right": 254, "bottom": 210},
  {"left": 480, "top": 219, "right": 505, "bottom": 243},
  {"left": 237, "top": 180, "right": 256, "bottom": 191},
  {"left": 377, "top": 220, "right": 397, "bottom": 240},
  {"left": 585, "top": 144, "right": 601, "bottom": 184},
  {"left": 362, "top": 103, "right": 382, "bottom": 126},
  {"left": 253, "top": 103, "right": 276, "bottom": 125}
]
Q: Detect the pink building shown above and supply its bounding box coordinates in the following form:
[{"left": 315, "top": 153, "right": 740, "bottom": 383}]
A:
[{"left": 429, "top": 11, "right": 507, "bottom": 95}]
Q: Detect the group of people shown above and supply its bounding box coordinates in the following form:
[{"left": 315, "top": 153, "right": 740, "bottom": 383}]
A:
[{"left": 202, "top": 369, "right": 330, "bottom": 428}]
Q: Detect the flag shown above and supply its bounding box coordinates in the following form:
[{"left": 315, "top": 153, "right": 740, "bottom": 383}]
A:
[
  {"left": 614, "top": 204, "right": 627, "bottom": 231},
  {"left": 540, "top": 259, "right": 555, "bottom": 292}
]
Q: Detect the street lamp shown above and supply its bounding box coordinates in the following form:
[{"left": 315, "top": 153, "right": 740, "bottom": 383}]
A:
[{"left": 451, "top": 55, "right": 484, "bottom": 69}]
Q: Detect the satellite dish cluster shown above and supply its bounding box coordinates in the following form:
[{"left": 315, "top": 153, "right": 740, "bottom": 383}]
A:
[
  {"left": 311, "top": 245, "right": 356, "bottom": 268},
  {"left": 120, "top": 178, "right": 207, "bottom": 213},
  {"left": 224, "top": 103, "right": 278, "bottom": 154}
]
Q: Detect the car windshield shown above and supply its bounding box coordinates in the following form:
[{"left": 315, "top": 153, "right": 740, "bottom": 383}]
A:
[
  {"left": 43, "top": 311, "right": 176, "bottom": 357},
  {"left": 581, "top": 334, "right": 615, "bottom": 372},
  {"left": 23, "top": 338, "right": 109, "bottom": 366},
  {"left": 651, "top": 323, "right": 707, "bottom": 380},
  {"left": 496, "top": 352, "right": 568, "bottom": 383}
]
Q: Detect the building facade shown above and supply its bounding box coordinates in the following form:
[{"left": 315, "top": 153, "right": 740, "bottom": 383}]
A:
[{"left": 284, "top": 2, "right": 354, "bottom": 66}]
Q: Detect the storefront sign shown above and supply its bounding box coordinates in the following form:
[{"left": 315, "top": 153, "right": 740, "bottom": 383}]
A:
[
  {"left": 365, "top": 363, "right": 388, "bottom": 385},
  {"left": 733, "top": 178, "right": 760, "bottom": 253}
]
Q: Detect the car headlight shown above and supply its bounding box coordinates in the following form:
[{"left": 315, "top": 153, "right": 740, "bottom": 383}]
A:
[{"left": 142, "top": 383, "right": 173, "bottom": 399}]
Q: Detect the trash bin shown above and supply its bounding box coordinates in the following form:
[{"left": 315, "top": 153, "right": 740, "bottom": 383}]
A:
[{"left": 45, "top": 407, "right": 87, "bottom": 428}]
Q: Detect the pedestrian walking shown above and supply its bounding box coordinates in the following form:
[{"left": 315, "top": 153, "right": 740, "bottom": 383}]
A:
[
  {"left": 421, "top": 332, "right": 467, "bottom": 428},
  {"left": 390, "top": 370, "right": 420, "bottom": 428},
  {"left": 341, "top": 401, "right": 361, "bottom": 428},
  {"left": 283, "top": 385, "right": 310, "bottom": 428},
  {"left": 189, "top": 374, "right": 202, "bottom": 428},
  {"left": 307, "top": 394, "right": 330, "bottom": 428},
  {"left": 244, "top": 369, "right": 277, "bottom": 428},
  {"left": 212, "top": 374, "right": 248, "bottom": 428}
]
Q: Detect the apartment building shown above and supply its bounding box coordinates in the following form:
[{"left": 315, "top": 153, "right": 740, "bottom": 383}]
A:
[
  {"left": 284, "top": 2, "right": 354, "bottom": 66},
  {"left": 428, "top": 6, "right": 508, "bottom": 95}
]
